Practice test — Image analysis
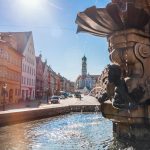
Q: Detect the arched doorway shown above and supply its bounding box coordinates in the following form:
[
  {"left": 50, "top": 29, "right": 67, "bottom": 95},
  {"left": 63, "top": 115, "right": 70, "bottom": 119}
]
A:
[{"left": 9, "top": 89, "right": 13, "bottom": 103}]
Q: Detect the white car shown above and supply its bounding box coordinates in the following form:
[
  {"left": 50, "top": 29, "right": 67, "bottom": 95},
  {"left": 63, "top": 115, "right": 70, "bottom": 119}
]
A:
[{"left": 50, "top": 96, "right": 60, "bottom": 104}]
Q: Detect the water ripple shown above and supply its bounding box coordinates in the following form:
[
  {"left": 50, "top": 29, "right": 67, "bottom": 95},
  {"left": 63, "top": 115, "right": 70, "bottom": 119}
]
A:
[{"left": 0, "top": 113, "right": 149, "bottom": 150}]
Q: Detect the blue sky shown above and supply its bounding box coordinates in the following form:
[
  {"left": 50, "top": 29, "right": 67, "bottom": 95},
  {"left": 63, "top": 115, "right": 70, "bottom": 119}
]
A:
[{"left": 0, "top": 0, "right": 110, "bottom": 81}]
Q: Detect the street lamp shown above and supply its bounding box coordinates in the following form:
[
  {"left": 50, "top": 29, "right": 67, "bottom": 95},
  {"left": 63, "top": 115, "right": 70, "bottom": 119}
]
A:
[{"left": 2, "top": 83, "right": 7, "bottom": 111}]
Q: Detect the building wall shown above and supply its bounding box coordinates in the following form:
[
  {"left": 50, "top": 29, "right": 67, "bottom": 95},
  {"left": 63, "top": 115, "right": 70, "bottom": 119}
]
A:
[
  {"left": 48, "top": 67, "right": 51, "bottom": 96},
  {"left": 55, "top": 74, "right": 61, "bottom": 95},
  {"left": 21, "top": 34, "right": 36, "bottom": 101},
  {"left": 36, "top": 55, "right": 44, "bottom": 99},
  {"left": 43, "top": 62, "right": 49, "bottom": 99},
  {"left": 69, "top": 82, "right": 75, "bottom": 93},
  {"left": 0, "top": 41, "right": 22, "bottom": 104},
  {"left": 76, "top": 75, "right": 99, "bottom": 92},
  {"left": 49, "top": 69, "right": 56, "bottom": 96}
]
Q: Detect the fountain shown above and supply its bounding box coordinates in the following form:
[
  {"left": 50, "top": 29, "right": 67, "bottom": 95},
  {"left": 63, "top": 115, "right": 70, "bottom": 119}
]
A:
[{"left": 76, "top": 0, "right": 150, "bottom": 140}]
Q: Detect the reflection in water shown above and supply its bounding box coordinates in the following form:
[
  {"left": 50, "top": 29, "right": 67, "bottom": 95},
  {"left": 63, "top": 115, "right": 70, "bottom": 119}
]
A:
[{"left": 0, "top": 113, "right": 149, "bottom": 150}]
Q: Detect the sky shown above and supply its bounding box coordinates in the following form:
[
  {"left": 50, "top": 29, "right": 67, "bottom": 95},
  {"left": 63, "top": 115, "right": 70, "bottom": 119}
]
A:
[{"left": 0, "top": 0, "right": 111, "bottom": 81}]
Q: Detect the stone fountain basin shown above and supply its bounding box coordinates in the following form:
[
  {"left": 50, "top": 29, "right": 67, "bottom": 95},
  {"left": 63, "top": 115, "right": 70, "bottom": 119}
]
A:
[{"left": 101, "top": 101, "right": 150, "bottom": 124}]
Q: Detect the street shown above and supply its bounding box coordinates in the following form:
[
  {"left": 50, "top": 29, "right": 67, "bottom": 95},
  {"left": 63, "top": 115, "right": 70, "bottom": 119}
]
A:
[
  {"left": 0, "top": 95, "right": 100, "bottom": 112},
  {"left": 39, "top": 95, "right": 100, "bottom": 108}
]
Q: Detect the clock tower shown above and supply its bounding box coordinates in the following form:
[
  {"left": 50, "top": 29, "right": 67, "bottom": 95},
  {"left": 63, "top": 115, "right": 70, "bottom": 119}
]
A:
[{"left": 82, "top": 55, "right": 87, "bottom": 77}]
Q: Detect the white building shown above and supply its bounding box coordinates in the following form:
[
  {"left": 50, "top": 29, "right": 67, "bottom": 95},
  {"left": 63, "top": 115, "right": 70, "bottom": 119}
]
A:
[
  {"left": 76, "top": 55, "right": 99, "bottom": 93},
  {"left": 2, "top": 32, "right": 36, "bottom": 101},
  {"left": 22, "top": 32, "right": 36, "bottom": 100},
  {"left": 13, "top": 32, "right": 36, "bottom": 101}
]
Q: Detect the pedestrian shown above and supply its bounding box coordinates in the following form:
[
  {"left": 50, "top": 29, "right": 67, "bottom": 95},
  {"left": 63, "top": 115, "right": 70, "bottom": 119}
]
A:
[{"left": 79, "top": 94, "right": 82, "bottom": 100}]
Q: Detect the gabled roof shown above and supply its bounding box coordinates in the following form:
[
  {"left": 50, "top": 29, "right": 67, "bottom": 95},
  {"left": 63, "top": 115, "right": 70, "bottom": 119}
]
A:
[
  {"left": 0, "top": 39, "right": 23, "bottom": 56},
  {"left": 0, "top": 31, "right": 32, "bottom": 53},
  {"left": 12, "top": 32, "right": 31, "bottom": 53}
]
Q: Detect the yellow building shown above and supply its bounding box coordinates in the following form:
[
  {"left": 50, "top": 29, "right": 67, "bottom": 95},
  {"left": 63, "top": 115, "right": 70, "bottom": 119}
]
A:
[{"left": 0, "top": 39, "right": 22, "bottom": 106}]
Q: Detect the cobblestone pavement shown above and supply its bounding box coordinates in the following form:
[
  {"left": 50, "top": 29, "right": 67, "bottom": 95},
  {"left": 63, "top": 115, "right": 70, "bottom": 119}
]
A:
[{"left": 0, "top": 95, "right": 100, "bottom": 112}]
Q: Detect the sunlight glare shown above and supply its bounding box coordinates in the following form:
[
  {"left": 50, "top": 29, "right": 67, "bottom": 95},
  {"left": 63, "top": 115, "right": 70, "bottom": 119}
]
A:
[
  {"left": 19, "top": 0, "right": 41, "bottom": 9},
  {"left": 15, "top": 0, "right": 54, "bottom": 24}
]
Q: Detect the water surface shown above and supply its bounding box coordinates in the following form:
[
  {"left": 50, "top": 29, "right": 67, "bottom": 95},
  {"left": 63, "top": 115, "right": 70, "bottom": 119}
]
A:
[{"left": 0, "top": 113, "right": 149, "bottom": 150}]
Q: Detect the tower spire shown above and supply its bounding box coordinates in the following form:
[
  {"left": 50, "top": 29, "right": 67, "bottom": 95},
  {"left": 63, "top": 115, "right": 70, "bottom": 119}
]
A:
[{"left": 82, "top": 55, "right": 87, "bottom": 76}]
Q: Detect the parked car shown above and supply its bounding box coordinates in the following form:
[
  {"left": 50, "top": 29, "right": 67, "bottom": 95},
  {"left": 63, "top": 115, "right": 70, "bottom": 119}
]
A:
[
  {"left": 59, "top": 95, "right": 65, "bottom": 99},
  {"left": 60, "top": 91, "right": 68, "bottom": 98},
  {"left": 68, "top": 93, "right": 73, "bottom": 98},
  {"left": 50, "top": 96, "right": 60, "bottom": 104}
]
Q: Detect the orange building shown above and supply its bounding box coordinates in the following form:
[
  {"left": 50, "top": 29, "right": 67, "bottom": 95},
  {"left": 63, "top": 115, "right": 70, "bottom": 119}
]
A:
[{"left": 0, "top": 39, "right": 22, "bottom": 106}]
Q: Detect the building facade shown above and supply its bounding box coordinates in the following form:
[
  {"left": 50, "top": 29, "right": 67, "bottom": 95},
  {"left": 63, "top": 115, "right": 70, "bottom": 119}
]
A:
[
  {"left": 43, "top": 60, "right": 49, "bottom": 99},
  {"left": 2, "top": 32, "right": 37, "bottom": 101},
  {"left": 0, "top": 39, "right": 22, "bottom": 105},
  {"left": 49, "top": 67, "right": 56, "bottom": 96},
  {"left": 56, "top": 73, "right": 61, "bottom": 95},
  {"left": 0, "top": 32, "right": 75, "bottom": 104},
  {"left": 19, "top": 32, "right": 36, "bottom": 101},
  {"left": 69, "top": 82, "right": 75, "bottom": 93},
  {"left": 36, "top": 54, "right": 44, "bottom": 99}
]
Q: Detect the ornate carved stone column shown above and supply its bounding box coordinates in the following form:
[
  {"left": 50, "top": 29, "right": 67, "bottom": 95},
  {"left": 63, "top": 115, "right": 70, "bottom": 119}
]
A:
[{"left": 76, "top": 0, "right": 150, "bottom": 140}]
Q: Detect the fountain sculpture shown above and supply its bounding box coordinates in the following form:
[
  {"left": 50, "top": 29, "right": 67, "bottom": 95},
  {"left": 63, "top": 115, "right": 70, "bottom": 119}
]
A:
[{"left": 76, "top": 0, "right": 150, "bottom": 140}]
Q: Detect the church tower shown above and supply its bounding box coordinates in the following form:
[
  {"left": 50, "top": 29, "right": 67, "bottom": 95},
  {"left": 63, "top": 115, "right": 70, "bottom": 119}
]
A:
[{"left": 82, "top": 55, "right": 87, "bottom": 76}]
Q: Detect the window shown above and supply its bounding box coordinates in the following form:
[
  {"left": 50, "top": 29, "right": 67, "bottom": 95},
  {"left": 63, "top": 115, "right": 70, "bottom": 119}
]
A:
[
  {"left": 33, "top": 90, "right": 34, "bottom": 97},
  {"left": 23, "top": 64, "right": 24, "bottom": 72},
  {"left": 25, "top": 65, "right": 26, "bottom": 72},
  {"left": 5, "top": 52, "right": 8, "bottom": 60},
  {"left": 22, "top": 76, "right": 23, "bottom": 84},
  {"left": 30, "top": 67, "right": 31, "bottom": 74},
  {"left": 24, "top": 77, "right": 26, "bottom": 85}
]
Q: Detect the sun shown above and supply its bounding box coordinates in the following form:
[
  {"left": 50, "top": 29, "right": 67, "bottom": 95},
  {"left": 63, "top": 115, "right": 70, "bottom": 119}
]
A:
[
  {"left": 19, "top": 0, "right": 41, "bottom": 9},
  {"left": 15, "top": 0, "right": 55, "bottom": 24}
]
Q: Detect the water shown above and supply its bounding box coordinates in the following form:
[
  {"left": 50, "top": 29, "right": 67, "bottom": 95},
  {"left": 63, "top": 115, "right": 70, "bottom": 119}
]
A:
[{"left": 0, "top": 113, "right": 149, "bottom": 150}]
